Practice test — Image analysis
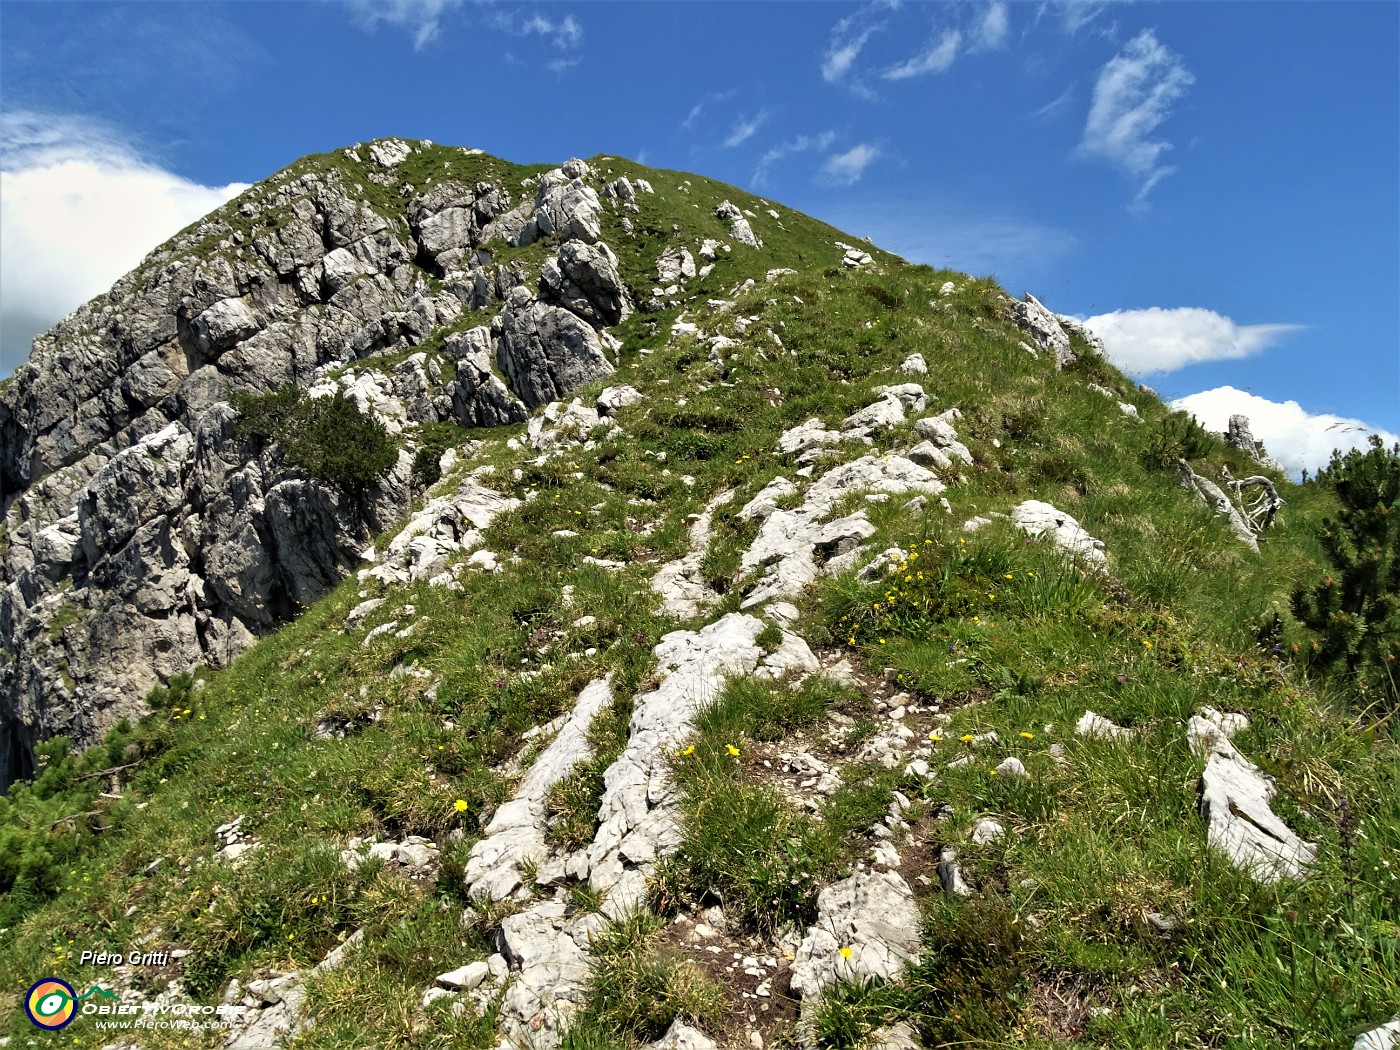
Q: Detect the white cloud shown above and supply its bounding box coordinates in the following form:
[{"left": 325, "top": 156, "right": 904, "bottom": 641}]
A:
[
  {"left": 346, "top": 0, "right": 461, "bottom": 50},
  {"left": 1081, "top": 307, "right": 1303, "bottom": 374},
  {"left": 724, "top": 112, "right": 769, "bottom": 149},
  {"left": 753, "top": 130, "right": 836, "bottom": 184},
  {"left": 0, "top": 112, "right": 249, "bottom": 375},
  {"left": 883, "top": 29, "right": 962, "bottom": 80},
  {"left": 975, "top": 2, "right": 1010, "bottom": 49},
  {"left": 880, "top": 2, "right": 1008, "bottom": 81},
  {"left": 1039, "top": 0, "right": 1116, "bottom": 36},
  {"left": 1033, "top": 83, "right": 1077, "bottom": 120},
  {"left": 680, "top": 89, "right": 739, "bottom": 132},
  {"left": 817, "top": 143, "right": 881, "bottom": 187},
  {"left": 481, "top": 8, "right": 584, "bottom": 70},
  {"left": 1079, "top": 29, "right": 1194, "bottom": 205},
  {"left": 822, "top": 0, "right": 898, "bottom": 85},
  {"left": 1170, "top": 386, "right": 1400, "bottom": 478}
]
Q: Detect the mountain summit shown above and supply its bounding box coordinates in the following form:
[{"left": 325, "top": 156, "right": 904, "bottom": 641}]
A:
[{"left": 1, "top": 139, "right": 1395, "bottom": 1047}]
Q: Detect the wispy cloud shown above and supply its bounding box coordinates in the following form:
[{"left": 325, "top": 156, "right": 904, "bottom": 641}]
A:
[
  {"left": 974, "top": 1, "right": 1010, "bottom": 49},
  {"left": 1080, "top": 307, "right": 1302, "bottom": 374},
  {"left": 821, "top": 0, "right": 902, "bottom": 98},
  {"left": 724, "top": 112, "right": 769, "bottom": 149},
  {"left": 822, "top": 0, "right": 898, "bottom": 84},
  {"left": 817, "top": 143, "right": 882, "bottom": 187},
  {"left": 753, "top": 130, "right": 836, "bottom": 184},
  {"left": 0, "top": 112, "right": 249, "bottom": 374},
  {"left": 481, "top": 8, "right": 585, "bottom": 70},
  {"left": 1078, "top": 29, "right": 1194, "bottom": 206},
  {"left": 1033, "top": 83, "right": 1077, "bottom": 120},
  {"left": 680, "top": 89, "right": 739, "bottom": 132},
  {"left": 1171, "top": 386, "right": 1399, "bottom": 478},
  {"left": 346, "top": 0, "right": 462, "bottom": 50},
  {"left": 880, "top": 2, "right": 1008, "bottom": 81},
  {"left": 883, "top": 30, "right": 962, "bottom": 80},
  {"left": 1037, "top": 0, "right": 1117, "bottom": 36},
  {"left": 523, "top": 12, "right": 584, "bottom": 71}
]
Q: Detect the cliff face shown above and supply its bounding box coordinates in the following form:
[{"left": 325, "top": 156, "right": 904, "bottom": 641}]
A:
[{"left": 0, "top": 141, "right": 638, "bottom": 789}]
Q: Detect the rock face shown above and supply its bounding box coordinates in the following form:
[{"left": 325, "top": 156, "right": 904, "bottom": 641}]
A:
[
  {"left": 1009, "top": 293, "right": 1075, "bottom": 369},
  {"left": 495, "top": 287, "right": 615, "bottom": 409},
  {"left": 1224, "top": 414, "right": 1284, "bottom": 473},
  {"left": 0, "top": 142, "right": 639, "bottom": 790}
]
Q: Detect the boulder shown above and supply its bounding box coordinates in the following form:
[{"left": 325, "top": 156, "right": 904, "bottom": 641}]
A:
[
  {"left": 536, "top": 178, "right": 602, "bottom": 244},
  {"left": 1012, "top": 500, "right": 1107, "bottom": 569},
  {"left": 790, "top": 869, "right": 922, "bottom": 1010},
  {"left": 656, "top": 246, "right": 697, "bottom": 284},
  {"left": 1187, "top": 713, "right": 1317, "bottom": 882},
  {"left": 715, "top": 200, "right": 761, "bottom": 248}
]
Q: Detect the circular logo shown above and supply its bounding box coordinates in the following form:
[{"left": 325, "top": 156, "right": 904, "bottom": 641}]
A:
[{"left": 25, "top": 978, "right": 78, "bottom": 1030}]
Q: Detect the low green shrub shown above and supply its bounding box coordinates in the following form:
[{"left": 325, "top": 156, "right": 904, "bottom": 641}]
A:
[
  {"left": 1292, "top": 435, "right": 1400, "bottom": 709},
  {"left": 231, "top": 386, "right": 398, "bottom": 491},
  {"left": 1141, "top": 410, "right": 1214, "bottom": 470}
]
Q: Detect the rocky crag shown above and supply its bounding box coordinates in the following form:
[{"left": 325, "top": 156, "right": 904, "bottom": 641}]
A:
[{"left": 0, "top": 143, "right": 656, "bottom": 789}]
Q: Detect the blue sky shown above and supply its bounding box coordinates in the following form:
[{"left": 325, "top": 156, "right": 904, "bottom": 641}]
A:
[{"left": 1, "top": 0, "right": 1395, "bottom": 473}]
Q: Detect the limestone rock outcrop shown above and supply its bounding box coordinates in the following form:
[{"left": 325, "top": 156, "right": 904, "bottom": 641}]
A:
[{"left": 0, "top": 142, "right": 639, "bottom": 789}]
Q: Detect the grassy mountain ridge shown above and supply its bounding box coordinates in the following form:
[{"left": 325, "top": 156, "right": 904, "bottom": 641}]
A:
[{"left": 1, "top": 142, "right": 1396, "bottom": 1049}]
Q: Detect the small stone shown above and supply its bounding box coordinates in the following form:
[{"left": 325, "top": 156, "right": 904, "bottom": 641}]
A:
[
  {"left": 453, "top": 961, "right": 492, "bottom": 990},
  {"left": 1144, "top": 911, "right": 1180, "bottom": 936},
  {"left": 971, "top": 818, "right": 1005, "bottom": 845},
  {"left": 1355, "top": 1019, "right": 1400, "bottom": 1050}
]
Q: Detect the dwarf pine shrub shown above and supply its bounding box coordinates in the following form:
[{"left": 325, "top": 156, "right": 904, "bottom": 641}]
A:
[
  {"left": 1292, "top": 435, "right": 1400, "bottom": 709},
  {"left": 231, "top": 386, "right": 398, "bottom": 491}
]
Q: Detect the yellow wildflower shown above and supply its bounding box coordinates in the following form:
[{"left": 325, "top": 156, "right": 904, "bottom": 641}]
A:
[
  {"left": 726, "top": 744, "right": 741, "bottom": 757},
  {"left": 1019, "top": 731, "right": 1034, "bottom": 740},
  {"left": 960, "top": 734, "right": 975, "bottom": 743},
  {"left": 839, "top": 946, "right": 853, "bottom": 958},
  {"left": 453, "top": 799, "right": 468, "bottom": 812}
]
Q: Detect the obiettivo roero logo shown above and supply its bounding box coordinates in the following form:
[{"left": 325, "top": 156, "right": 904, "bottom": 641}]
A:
[
  {"left": 24, "top": 978, "right": 118, "bottom": 1029},
  {"left": 21, "top": 975, "right": 246, "bottom": 1033}
]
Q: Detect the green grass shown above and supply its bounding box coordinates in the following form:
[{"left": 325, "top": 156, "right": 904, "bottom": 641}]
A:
[
  {"left": 569, "top": 912, "right": 724, "bottom": 1044},
  {"left": 3, "top": 141, "right": 1397, "bottom": 1049}
]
